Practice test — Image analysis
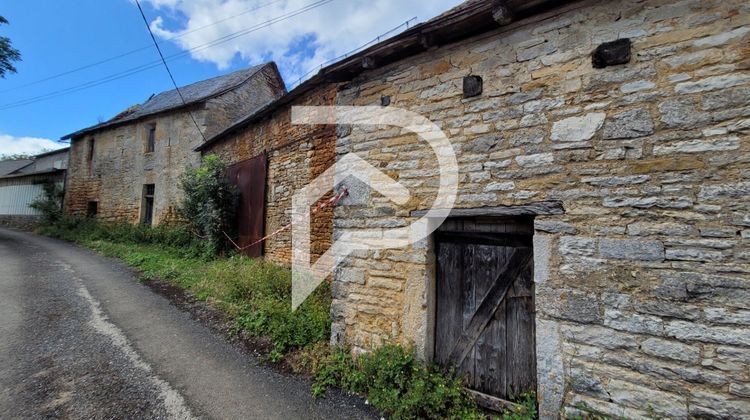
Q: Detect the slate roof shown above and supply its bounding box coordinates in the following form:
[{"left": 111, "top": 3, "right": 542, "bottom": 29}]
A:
[
  {"left": 62, "top": 64, "right": 268, "bottom": 140},
  {"left": 0, "top": 159, "right": 34, "bottom": 176}
]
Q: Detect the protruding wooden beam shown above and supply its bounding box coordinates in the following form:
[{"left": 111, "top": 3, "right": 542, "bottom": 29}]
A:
[
  {"left": 491, "top": 1, "right": 514, "bottom": 26},
  {"left": 419, "top": 33, "right": 435, "bottom": 49},
  {"left": 362, "top": 56, "right": 377, "bottom": 69}
]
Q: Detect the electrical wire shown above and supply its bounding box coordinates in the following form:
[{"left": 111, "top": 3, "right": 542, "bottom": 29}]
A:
[
  {"left": 134, "top": 0, "right": 207, "bottom": 142},
  {"left": 0, "top": 0, "right": 285, "bottom": 94},
  {"left": 0, "top": 0, "right": 335, "bottom": 110}
]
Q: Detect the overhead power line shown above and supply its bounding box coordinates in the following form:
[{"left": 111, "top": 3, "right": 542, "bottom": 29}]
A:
[
  {"left": 0, "top": 0, "right": 335, "bottom": 111},
  {"left": 0, "top": 0, "right": 285, "bottom": 94},
  {"left": 289, "top": 16, "right": 417, "bottom": 88},
  {"left": 134, "top": 0, "right": 207, "bottom": 143}
]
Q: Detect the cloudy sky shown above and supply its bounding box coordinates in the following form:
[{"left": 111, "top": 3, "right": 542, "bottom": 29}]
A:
[{"left": 0, "top": 0, "right": 463, "bottom": 158}]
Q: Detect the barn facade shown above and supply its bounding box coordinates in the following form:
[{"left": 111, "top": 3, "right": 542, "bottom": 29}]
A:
[{"left": 321, "top": 0, "right": 750, "bottom": 417}]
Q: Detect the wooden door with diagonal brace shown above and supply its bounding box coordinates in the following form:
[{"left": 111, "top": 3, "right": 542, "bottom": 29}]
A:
[{"left": 435, "top": 218, "right": 536, "bottom": 401}]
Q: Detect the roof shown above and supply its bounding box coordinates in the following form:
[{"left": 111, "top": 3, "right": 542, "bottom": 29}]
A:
[
  {"left": 0, "top": 147, "right": 69, "bottom": 179},
  {"left": 0, "top": 168, "right": 65, "bottom": 179},
  {"left": 62, "top": 64, "right": 271, "bottom": 140},
  {"left": 0, "top": 159, "right": 34, "bottom": 176},
  {"left": 196, "top": 0, "right": 562, "bottom": 151},
  {"left": 32, "top": 147, "right": 70, "bottom": 159}
]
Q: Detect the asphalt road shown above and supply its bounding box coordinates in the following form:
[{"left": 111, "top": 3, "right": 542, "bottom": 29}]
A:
[{"left": 0, "top": 227, "right": 374, "bottom": 419}]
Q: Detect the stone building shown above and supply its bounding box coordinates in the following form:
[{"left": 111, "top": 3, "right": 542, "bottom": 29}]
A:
[
  {"left": 0, "top": 148, "right": 69, "bottom": 229},
  {"left": 309, "top": 0, "right": 750, "bottom": 418},
  {"left": 196, "top": 83, "right": 338, "bottom": 263},
  {"left": 62, "top": 63, "right": 285, "bottom": 225}
]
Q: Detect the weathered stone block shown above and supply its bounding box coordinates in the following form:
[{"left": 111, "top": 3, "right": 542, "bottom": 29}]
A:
[
  {"left": 604, "top": 310, "right": 664, "bottom": 335},
  {"left": 666, "top": 320, "right": 750, "bottom": 346},
  {"left": 675, "top": 73, "right": 750, "bottom": 94},
  {"left": 627, "top": 221, "right": 696, "bottom": 237},
  {"left": 539, "top": 289, "right": 602, "bottom": 323},
  {"left": 635, "top": 299, "right": 701, "bottom": 321},
  {"left": 699, "top": 182, "right": 750, "bottom": 200},
  {"left": 690, "top": 390, "right": 750, "bottom": 418},
  {"left": 559, "top": 236, "right": 596, "bottom": 257},
  {"left": 561, "top": 324, "right": 638, "bottom": 350},
  {"left": 665, "top": 247, "right": 724, "bottom": 262},
  {"left": 603, "top": 108, "right": 654, "bottom": 139},
  {"left": 653, "top": 137, "right": 740, "bottom": 156},
  {"left": 658, "top": 98, "right": 710, "bottom": 128},
  {"left": 551, "top": 113, "right": 605, "bottom": 142},
  {"left": 515, "top": 152, "right": 554, "bottom": 167},
  {"left": 701, "top": 86, "right": 750, "bottom": 111},
  {"left": 606, "top": 379, "right": 687, "bottom": 418},
  {"left": 599, "top": 238, "right": 665, "bottom": 261},
  {"left": 620, "top": 79, "right": 655, "bottom": 93},
  {"left": 467, "top": 134, "right": 503, "bottom": 153},
  {"left": 640, "top": 337, "right": 701, "bottom": 363},
  {"left": 582, "top": 174, "right": 649, "bottom": 186}
]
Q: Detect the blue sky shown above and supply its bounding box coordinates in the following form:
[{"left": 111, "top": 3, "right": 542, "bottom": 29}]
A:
[{"left": 0, "top": 0, "right": 463, "bottom": 156}]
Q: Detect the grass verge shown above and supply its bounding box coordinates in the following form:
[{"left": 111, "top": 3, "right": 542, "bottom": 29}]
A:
[
  {"left": 38, "top": 217, "right": 537, "bottom": 419},
  {"left": 39, "top": 217, "right": 331, "bottom": 358}
]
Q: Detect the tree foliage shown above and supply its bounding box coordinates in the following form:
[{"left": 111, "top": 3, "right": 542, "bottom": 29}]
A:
[
  {"left": 30, "top": 180, "right": 64, "bottom": 224},
  {"left": 178, "top": 155, "right": 237, "bottom": 255},
  {"left": 0, "top": 16, "right": 21, "bottom": 78}
]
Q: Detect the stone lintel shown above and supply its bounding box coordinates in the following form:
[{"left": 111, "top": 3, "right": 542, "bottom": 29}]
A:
[{"left": 410, "top": 200, "right": 565, "bottom": 218}]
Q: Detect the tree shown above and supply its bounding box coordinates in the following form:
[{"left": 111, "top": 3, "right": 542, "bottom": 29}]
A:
[
  {"left": 30, "top": 180, "right": 64, "bottom": 224},
  {"left": 0, "top": 16, "right": 21, "bottom": 78},
  {"left": 179, "top": 155, "right": 237, "bottom": 255}
]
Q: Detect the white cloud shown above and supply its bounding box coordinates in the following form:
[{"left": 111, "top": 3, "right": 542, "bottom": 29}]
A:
[
  {"left": 145, "top": 0, "right": 464, "bottom": 84},
  {"left": 0, "top": 133, "right": 67, "bottom": 157}
]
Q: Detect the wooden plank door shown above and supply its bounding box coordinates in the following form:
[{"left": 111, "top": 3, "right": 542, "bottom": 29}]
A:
[
  {"left": 435, "top": 224, "right": 536, "bottom": 401},
  {"left": 226, "top": 153, "right": 267, "bottom": 258}
]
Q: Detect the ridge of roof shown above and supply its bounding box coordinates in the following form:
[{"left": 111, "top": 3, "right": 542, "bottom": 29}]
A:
[{"left": 61, "top": 62, "right": 274, "bottom": 140}]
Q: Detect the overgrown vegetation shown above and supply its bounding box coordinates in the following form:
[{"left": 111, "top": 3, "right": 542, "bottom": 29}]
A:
[
  {"left": 35, "top": 153, "right": 539, "bottom": 419},
  {"left": 0, "top": 15, "right": 22, "bottom": 78},
  {"left": 39, "top": 218, "right": 331, "bottom": 355},
  {"left": 309, "top": 345, "right": 483, "bottom": 419},
  {"left": 40, "top": 217, "right": 539, "bottom": 418},
  {"left": 178, "top": 154, "right": 237, "bottom": 255},
  {"left": 29, "top": 180, "right": 64, "bottom": 224}
]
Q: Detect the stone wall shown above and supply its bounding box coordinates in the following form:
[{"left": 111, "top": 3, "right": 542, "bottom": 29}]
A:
[
  {"left": 64, "top": 66, "right": 285, "bottom": 226},
  {"left": 0, "top": 215, "right": 40, "bottom": 231},
  {"left": 331, "top": 0, "right": 750, "bottom": 418},
  {"left": 64, "top": 107, "right": 207, "bottom": 224},
  {"left": 201, "top": 84, "right": 338, "bottom": 266}
]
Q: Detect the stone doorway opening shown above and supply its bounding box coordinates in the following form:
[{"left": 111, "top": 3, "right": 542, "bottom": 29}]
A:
[{"left": 433, "top": 216, "right": 536, "bottom": 406}]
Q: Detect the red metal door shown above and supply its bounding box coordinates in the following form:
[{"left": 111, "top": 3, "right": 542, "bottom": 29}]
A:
[{"left": 226, "top": 153, "right": 267, "bottom": 258}]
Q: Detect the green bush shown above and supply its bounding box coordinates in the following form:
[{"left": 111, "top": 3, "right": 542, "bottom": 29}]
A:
[
  {"left": 29, "top": 180, "right": 64, "bottom": 224},
  {"left": 314, "top": 345, "right": 482, "bottom": 419},
  {"left": 178, "top": 154, "right": 237, "bottom": 255},
  {"left": 38, "top": 216, "right": 209, "bottom": 259},
  {"left": 39, "top": 217, "right": 330, "bottom": 356},
  {"left": 202, "top": 256, "right": 332, "bottom": 354}
]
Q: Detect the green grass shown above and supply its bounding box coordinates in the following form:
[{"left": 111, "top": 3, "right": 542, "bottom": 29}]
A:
[
  {"left": 39, "top": 217, "right": 331, "bottom": 355},
  {"left": 39, "top": 217, "right": 538, "bottom": 419}
]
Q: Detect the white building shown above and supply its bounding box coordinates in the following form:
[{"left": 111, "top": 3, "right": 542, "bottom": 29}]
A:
[{"left": 0, "top": 148, "right": 69, "bottom": 227}]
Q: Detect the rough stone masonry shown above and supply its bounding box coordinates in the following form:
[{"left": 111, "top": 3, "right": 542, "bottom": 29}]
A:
[{"left": 329, "top": 0, "right": 750, "bottom": 418}]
